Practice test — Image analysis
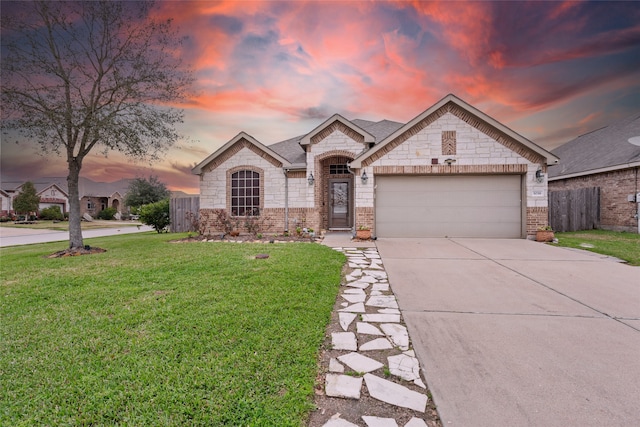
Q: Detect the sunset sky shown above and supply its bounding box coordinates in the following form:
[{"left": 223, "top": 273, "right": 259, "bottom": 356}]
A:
[{"left": 2, "top": 0, "right": 639, "bottom": 194}]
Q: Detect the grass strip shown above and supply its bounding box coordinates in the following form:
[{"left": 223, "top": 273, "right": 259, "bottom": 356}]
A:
[
  {"left": 554, "top": 230, "right": 640, "bottom": 266},
  {"left": 0, "top": 233, "right": 345, "bottom": 426}
]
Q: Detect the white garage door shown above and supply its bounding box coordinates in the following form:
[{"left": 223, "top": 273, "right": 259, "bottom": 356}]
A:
[{"left": 375, "top": 175, "right": 522, "bottom": 238}]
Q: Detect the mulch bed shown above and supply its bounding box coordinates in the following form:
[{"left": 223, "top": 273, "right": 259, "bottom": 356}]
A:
[
  {"left": 170, "top": 234, "right": 319, "bottom": 243},
  {"left": 47, "top": 247, "right": 107, "bottom": 258}
]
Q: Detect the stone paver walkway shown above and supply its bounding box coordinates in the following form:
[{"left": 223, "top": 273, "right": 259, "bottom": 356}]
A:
[{"left": 312, "top": 246, "right": 437, "bottom": 427}]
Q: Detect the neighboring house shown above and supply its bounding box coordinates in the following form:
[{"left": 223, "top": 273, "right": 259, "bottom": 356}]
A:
[
  {"left": 0, "top": 177, "right": 130, "bottom": 218},
  {"left": 1, "top": 189, "right": 11, "bottom": 215},
  {"left": 34, "top": 183, "right": 69, "bottom": 214},
  {"left": 0, "top": 181, "right": 67, "bottom": 215},
  {"left": 193, "top": 94, "right": 558, "bottom": 239},
  {"left": 548, "top": 114, "right": 640, "bottom": 233}
]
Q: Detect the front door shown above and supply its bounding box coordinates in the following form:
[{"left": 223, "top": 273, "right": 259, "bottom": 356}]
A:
[{"left": 329, "top": 180, "right": 351, "bottom": 229}]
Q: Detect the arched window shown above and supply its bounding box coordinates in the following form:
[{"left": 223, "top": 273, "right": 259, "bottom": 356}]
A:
[{"left": 231, "top": 170, "right": 260, "bottom": 216}]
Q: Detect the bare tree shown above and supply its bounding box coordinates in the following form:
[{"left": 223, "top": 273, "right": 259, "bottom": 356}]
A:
[{"left": 1, "top": 0, "right": 193, "bottom": 249}]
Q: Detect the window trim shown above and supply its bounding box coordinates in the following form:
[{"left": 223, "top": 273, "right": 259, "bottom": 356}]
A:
[{"left": 227, "top": 167, "right": 264, "bottom": 217}]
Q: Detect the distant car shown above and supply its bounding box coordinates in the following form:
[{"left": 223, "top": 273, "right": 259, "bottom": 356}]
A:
[{"left": 130, "top": 214, "right": 140, "bottom": 220}]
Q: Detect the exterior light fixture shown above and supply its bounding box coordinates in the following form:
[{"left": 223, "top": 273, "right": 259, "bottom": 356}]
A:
[
  {"left": 535, "top": 168, "right": 544, "bottom": 183},
  {"left": 361, "top": 171, "right": 368, "bottom": 184},
  {"left": 307, "top": 173, "right": 315, "bottom": 186},
  {"left": 444, "top": 158, "right": 456, "bottom": 165}
]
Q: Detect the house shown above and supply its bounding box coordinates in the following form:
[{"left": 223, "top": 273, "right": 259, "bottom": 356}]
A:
[
  {"left": 0, "top": 177, "right": 129, "bottom": 218},
  {"left": 1, "top": 189, "right": 11, "bottom": 215},
  {"left": 192, "top": 94, "right": 559, "bottom": 239},
  {"left": 0, "top": 181, "right": 69, "bottom": 216},
  {"left": 548, "top": 114, "right": 640, "bottom": 233},
  {"left": 35, "top": 182, "right": 69, "bottom": 214},
  {"left": 43, "top": 177, "right": 129, "bottom": 218}
]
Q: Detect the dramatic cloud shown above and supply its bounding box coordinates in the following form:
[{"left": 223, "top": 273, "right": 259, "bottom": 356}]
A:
[{"left": 2, "top": 0, "right": 639, "bottom": 193}]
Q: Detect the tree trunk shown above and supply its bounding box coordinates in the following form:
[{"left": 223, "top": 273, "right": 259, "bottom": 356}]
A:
[{"left": 67, "top": 160, "right": 84, "bottom": 249}]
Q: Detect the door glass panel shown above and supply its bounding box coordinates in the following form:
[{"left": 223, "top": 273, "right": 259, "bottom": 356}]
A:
[{"left": 332, "top": 183, "right": 348, "bottom": 214}]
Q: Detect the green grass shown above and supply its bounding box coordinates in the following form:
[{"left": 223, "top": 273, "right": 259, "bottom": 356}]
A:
[
  {"left": 0, "top": 233, "right": 345, "bottom": 426},
  {"left": 0, "top": 219, "right": 140, "bottom": 231},
  {"left": 554, "top": 230, "right": 640, "bottom": 266}
]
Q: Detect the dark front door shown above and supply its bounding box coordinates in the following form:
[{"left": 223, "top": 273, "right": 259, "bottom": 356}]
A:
[{"left": 329, "top": 180, "right": 351, "bottom": 229}]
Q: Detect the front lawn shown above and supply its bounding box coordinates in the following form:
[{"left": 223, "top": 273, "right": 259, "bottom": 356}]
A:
[
  {"left": 554, "top": 230, "right": 640, "bottom": 266},
  {"left": 0, "top": 219, "right": 140, "bottom": 231},
  {"left": 0, "top": 233, "right": 345, "bottom": 426}
]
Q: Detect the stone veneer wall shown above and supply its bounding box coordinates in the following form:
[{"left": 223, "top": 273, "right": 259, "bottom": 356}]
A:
[
  {"left": 199, "top": 145, "right": 286, "bottom": 211},
  {"left": 549, "top": 167, "right": 639, "bottom": 232}
]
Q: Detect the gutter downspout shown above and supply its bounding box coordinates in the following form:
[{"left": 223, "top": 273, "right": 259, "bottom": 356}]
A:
[
  {"left": 283, "top": 168, "right": 289, "bottom": 233},
  {"left": 346, "top": 163, "right": 356, "bottom": 237}
]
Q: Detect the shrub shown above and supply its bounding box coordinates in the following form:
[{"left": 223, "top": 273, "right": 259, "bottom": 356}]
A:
[
  {"left": 97, "top": 207, "right": 117, "bottom": 220},
  {"left": 39, "top": 206, "right": 64, "bottom": 220},
  {"left": 139, "top": 199, "right": 170, "bottom": 233}
]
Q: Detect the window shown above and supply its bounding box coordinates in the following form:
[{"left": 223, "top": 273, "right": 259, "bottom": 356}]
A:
[
  {"left": 231, "top": 170, "right": 260, "bottom": 216},
  {"left": 330, "top": 164, "right": 349, "bottom": 175},
  {"left": 87, "top": 201, "right": 94, "bottom": 210}
]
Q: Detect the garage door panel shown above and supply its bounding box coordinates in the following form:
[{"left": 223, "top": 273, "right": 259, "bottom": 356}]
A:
[{"left": 376, "top": 175, "right": 522, "bottom": 238}]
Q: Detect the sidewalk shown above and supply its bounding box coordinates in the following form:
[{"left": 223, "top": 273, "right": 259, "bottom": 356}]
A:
[
  {"left": 311, "top": 232, "right": 437, "bottom": 426},
  {"left": 0, "top": 224, "right": 154, "bottom": 247}
]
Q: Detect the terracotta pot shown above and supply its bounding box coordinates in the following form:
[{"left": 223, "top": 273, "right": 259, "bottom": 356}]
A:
[
  {"left": 356, "top": 229, "right": 371, "bottom": 240},
  {"left": 536, "top": 230, "right": 554, "bottom": 242}
]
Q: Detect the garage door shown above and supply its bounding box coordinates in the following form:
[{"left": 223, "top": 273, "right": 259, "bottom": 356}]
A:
[{"left": 375, "top": 175, "right": 522, "bottom": 238}]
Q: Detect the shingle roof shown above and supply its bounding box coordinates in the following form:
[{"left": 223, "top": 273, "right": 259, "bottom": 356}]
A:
[
  {"left": 268, "top": 134, "right": 306, "bottom": 166},
  {"left": 351, "top": 119, "right": 404, "bottom": 141},
  {"left": 548, "top": 114, "right": 640, "bottom": 179},
  {"left": 1, "top": 177, "right": 130, "bottom": 198}
]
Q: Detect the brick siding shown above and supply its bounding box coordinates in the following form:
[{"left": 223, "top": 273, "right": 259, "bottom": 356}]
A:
[{"left": 549, "top": 167, "right": 639, "bottom": 232}]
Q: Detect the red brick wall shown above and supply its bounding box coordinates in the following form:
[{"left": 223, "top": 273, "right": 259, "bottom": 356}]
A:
[
  {"left": 549, "top": 167, "right": 639, "bottom": 232},
  {"left": 356, "top": 206, "right": 374, "bottom": 233},
  {"left": 526, "top": 207, "right": 549, "bottom": 236},
  {"left": 198, "top": 207, "right": 318, "bottom": 236}
]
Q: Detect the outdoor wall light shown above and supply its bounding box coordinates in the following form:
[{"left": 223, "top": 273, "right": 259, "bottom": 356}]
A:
[
  {"left": 307, "top": 173, "right": 315, "bottom": 186},
  {"left": 444, "top": 158, "right": 456, "bottom": 165},
  {"left": 361, "top": 171, "right": 368, "bottom": 184},
  {"left": 536, "top": 168, "right": 544, "bottom": 183}
]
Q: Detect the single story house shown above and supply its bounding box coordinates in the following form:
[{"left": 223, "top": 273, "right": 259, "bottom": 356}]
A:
[
  {"left": 193, "top": 94, "right": 559, "bottom": 239},
  {"left": 548, "top": 114, "right": 640, "bottom": 233}
]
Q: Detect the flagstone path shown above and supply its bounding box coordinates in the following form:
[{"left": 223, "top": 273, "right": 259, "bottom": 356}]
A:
[{"left": 309, "top": 247, "right": 440, "bottom": 427}]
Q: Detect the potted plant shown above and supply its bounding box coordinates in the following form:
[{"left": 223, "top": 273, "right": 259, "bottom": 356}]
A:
[
  {"left": 356, "top": 225, "right": 371, "bottom": 240},
  {"left": 536, "top": 225, "right": 555, "bottom": 242}
]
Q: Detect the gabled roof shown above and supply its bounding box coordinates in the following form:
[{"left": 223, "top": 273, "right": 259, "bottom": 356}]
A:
[
  {"left": 192, "top": 132, "right": 291, "bottom": 175},
  {"left": 34, "top": 183, "right": 68, "bottom": 197},
  {"left": 0, "top": 177, "right": 130, "bottom": 198},
  {"left": 299, "top": 114, "right": 375, "bottom": 146},
  {"left": 350, "top": 94, "right": 559, "bottom": 168},
  {"left": 548, "top": 114, "right": 640, "bottom": 180}
]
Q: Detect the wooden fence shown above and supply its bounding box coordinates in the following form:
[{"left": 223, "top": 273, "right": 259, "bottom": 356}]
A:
[
  {"left": 170, "top": 196, "right": 199, "bottom": 233},
  {"left": 549, "top": 187, "right": 600, "bottom": 232}
]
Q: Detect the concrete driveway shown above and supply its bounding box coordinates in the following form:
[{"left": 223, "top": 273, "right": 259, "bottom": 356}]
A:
[{"left": 376, "top": 238, "right": 640, "bottom": 426}]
